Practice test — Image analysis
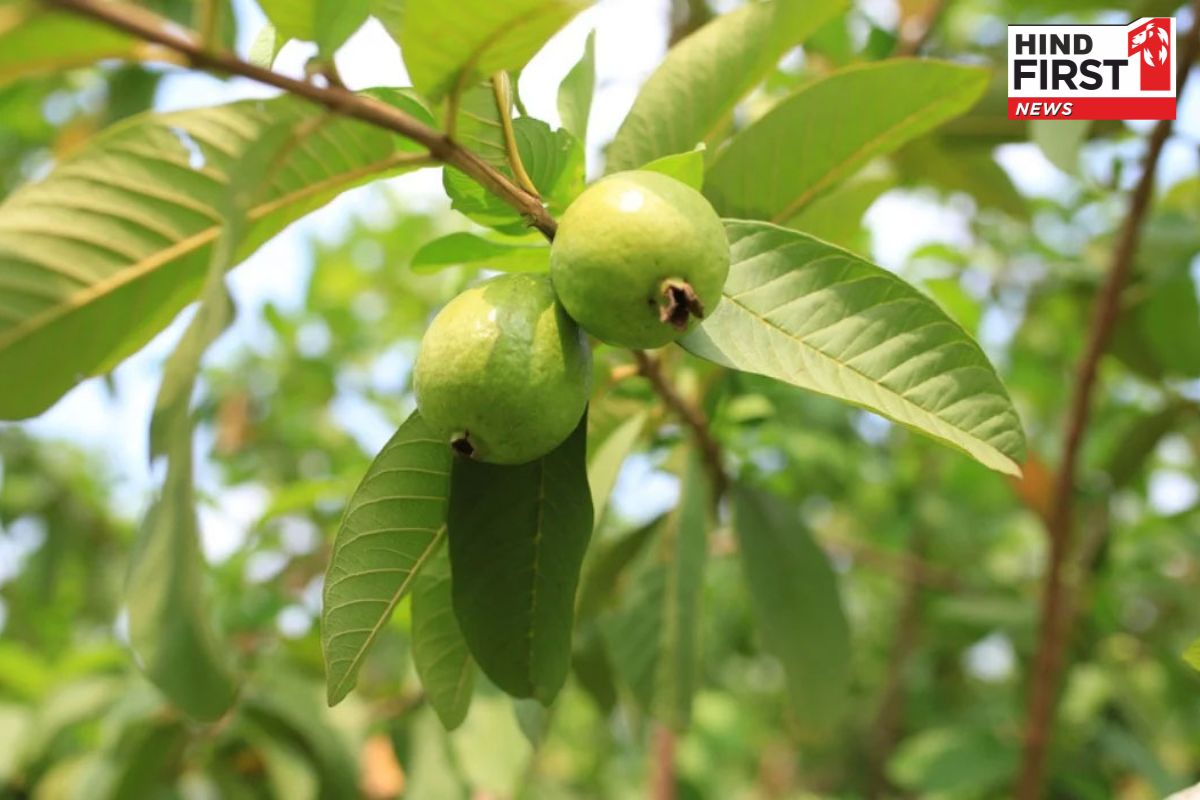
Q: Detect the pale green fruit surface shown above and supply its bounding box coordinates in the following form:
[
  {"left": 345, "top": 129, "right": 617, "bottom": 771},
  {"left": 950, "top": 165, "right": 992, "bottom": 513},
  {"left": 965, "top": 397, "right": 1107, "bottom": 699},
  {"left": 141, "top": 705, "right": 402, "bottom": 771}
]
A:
[
  {"left": 550, "top": 170, "right": 730, "bottom": 349},
  {"left": 414, "top": 273, "right": 591, "bottom": 465}
]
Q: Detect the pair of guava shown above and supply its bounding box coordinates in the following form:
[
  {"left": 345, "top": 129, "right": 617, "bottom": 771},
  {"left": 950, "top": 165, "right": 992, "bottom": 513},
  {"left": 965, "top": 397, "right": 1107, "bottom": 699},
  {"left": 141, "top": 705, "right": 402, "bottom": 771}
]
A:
[{"left": 414, "top": 170, "right": 729, "bottom": 465}]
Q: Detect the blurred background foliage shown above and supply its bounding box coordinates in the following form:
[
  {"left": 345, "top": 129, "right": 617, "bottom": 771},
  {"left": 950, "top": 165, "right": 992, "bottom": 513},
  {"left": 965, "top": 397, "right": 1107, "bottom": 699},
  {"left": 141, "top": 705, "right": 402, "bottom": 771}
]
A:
[{"left": 1, "top": 0, "right": 1200, "bottom": 797}]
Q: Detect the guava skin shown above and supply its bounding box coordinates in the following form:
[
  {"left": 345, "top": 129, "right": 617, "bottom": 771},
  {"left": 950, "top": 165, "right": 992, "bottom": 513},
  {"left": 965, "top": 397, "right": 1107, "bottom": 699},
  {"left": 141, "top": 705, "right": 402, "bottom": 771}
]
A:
[
  {"left": 413, "top": 273, "right": 592, "bottom": 465},
  {"left": 550, "top": 170, "right": 730, "bottom": 349}
]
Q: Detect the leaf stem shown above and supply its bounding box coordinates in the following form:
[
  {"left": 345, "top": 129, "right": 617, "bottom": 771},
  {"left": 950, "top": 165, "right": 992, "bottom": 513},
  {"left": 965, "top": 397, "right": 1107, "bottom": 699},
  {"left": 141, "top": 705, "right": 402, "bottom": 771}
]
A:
[
  {"left": 43, "top": 0, "right": 558, "bottom": 240},
  {"left": 633, "top": 350, "right": 728, "bottom": 500},
  {"left": 492, "top": 72, "right": 541, "bottom": 197},
  {"left": 1015, "top": 7, "right": 1200, "bottom": 798}
]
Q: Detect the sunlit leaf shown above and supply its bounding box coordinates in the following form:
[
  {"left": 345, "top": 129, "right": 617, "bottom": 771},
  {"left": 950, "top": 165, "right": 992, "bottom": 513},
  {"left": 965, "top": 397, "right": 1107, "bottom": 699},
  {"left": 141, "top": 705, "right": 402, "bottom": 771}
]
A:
[
  {"left": 733, "top": 485, "right": 849, "bottom": 736},
  {"left": 606, "top": 0, "right": 846, "bottom": 172},
  {"left": 322, "top": 411, "right": 452, "bottom": 705},
  {"left": 704, "top": 61, "right": 989, "bottom": 222},
  {"left": 683, "top": 221, "right": 1025, "bottom": 476},
  {"left": 411, "top": 232, "right": 549, "bottom": 275},
  {"left": 557, "top": 30, "right": 595, "bottom": 142},
  {"left": 0, "top": 91, "right": 432, "bottom": 420},
  {"left": 641, "top": 149, "right": 705, "bottom": 191},
  {"left": 402, "top": 0, "right": 590, "bottom": 101},
  {"left": 0, "top": 2, "right": 141, "bottom": 85},
  {"left": 412, "top": 548, "right": 475, "bottom": 730},
  {"left": 448, "top": 414, "right": 592, "bottom": 704}
]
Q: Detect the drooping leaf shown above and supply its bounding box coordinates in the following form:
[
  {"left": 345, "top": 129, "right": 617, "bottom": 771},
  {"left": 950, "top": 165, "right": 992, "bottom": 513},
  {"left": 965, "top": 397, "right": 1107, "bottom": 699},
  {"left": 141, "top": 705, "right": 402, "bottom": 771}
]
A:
[
  {"left": 683, "top": 221, "right": 1025, "bottom": 476},
  {"left": 1031, "top": 118, "right": 1091, "bottom": 176},
  {"left": 576, "top": 515, "right": 662, "bottom": 621},
  {"left": 0, "top": 91, "right": 432, "bottom": 420},
  {"left": 256, "top": 0, "right": 369, "bottom": 54},
  {"left": 322, "top": 411, "right": 452, "bottom": 706},
  {"left": 557, "top": 30, "right": 596, "bottom": 142},
  {"left": 126, "top": 445, "right": 238, "bottom": 721},
  {"left": 733, "top": 485, "right": 850, "bottom": 736},
  {"left": 444, "top": 117, "right": 584, "bottom": 234},
  {"left": 401, "top": 0, "right": 590, "bottom": 101},
  {"left": 411, "top": 232, "right": 549, "bottom": 275},
  {"left": 641, "top": 149, "right": 705, "bottom": 191},
  {"left": 248, "top": 22, "right": 289, "bottom": 69},
  {"left": 126, "top": 124, "right": 298, "bottom": 721},
  {"left": 412, "top": 547, "right": 476, "bottom": 730},
  {"left": 606, "top": 0, "right": 846, "bottom": 172},
  {"left": 1104, "top": 401, "right": 1192, "bottom": 489},
  {"left": 0, "top": 2, "right": 141, "bottom": 85},
  {"left": 1136, "top": 273, "right": 1200, "bottom": 377},
  {"left": 586, "top": 409, "right": 646, "bottom": 524},
  {"left": 448, "top": 414, "right": 593, "bottom": 704},
  {"left": 604, "top": 455, "right": 709, "bottom": 730},
  {"left": 703, "top": 61, "right": 989, "bottom": 223}
]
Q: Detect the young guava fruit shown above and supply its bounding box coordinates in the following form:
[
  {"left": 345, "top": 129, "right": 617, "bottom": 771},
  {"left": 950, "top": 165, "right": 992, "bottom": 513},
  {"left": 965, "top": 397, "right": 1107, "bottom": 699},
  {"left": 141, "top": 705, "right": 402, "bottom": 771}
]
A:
[
  {"left": 413, "top": 273, "right": 592, "bottom": 465},
  {"left": 549, "top": 170, "right": 730, "bottom": 349}
]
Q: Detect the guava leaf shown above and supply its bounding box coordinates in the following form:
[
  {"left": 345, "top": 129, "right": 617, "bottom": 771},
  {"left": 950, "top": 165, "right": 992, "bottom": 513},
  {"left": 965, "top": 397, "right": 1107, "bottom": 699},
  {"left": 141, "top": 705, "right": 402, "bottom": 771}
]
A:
[
  {"left": 703, "top": 60, "right": 989, "bottom": 222},
  {"left": 604, "top": 454, "right": 709, "bottom": 730},
  {"left": 682, "top": 221, "right": 1025, "bottom": 476},
  {"left": 322, "top": 411, "right": 452, "bottom": 706},
  {"left": 557, "top": 30, "right": 596, "bottom": 142},
  {"left": 641, "top": 150, "right": 705, "bottom": 191},
  {"left": 412, "top": 547, "right": 476, "bottom": 731},
  {"left": 411, "top": 232, "right": 549, "bottom": 275},
  {"left": 401, "top": 0, "right": 590, "bottom": 101},
  {"left": 733, "top": 485, "right": 850, "bottom": 737},
  {"left": 443, "top": 117, "right": 583, "bottom": 234},
  {"left": 448, "top": 414, "right": 592, "bottom": 704},
  {"left": 0, "top": 90, "right": 432, "bottom": 420},
  {"left": 256, "top": 0, "right": 369, "bottom": 54},
  {"left": 0, "top": 2, "right": 139, "bottom": 84},
  {"left": 606, "top": 0, "right": 846, "bottom": 173}
]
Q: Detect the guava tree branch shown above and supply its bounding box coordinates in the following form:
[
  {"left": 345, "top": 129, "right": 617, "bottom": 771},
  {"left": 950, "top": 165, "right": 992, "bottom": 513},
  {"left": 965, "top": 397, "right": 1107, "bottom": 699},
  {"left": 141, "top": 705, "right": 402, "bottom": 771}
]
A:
[
  {"left": 632, "top": 350, "right": 728, "bottom": 499},
  {"left": 43, "top": 0, "right": 559, "bottom": 240},
  {"left": 1016, "top": 10, "right": 1200, "bottom": 798}
]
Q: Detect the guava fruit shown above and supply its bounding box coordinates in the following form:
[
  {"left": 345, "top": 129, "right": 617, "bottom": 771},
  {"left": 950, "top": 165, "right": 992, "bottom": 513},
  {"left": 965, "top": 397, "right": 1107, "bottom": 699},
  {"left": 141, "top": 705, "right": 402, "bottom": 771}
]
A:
[
  {"left": 414, "top": 273, "right": 592, "bottom": 465},
  {"left": 549, "top": 170, "right": 730, "bottom": 349}
]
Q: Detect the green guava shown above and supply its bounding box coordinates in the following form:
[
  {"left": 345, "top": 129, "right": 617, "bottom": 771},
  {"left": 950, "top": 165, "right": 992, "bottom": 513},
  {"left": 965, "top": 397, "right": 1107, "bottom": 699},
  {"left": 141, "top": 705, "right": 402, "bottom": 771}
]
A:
[
  {"left": 549, "top": 170, "right": 730, "bottom": 349},
  {"left": 413, "top": 273, "right": 592, "bottom": 465}
]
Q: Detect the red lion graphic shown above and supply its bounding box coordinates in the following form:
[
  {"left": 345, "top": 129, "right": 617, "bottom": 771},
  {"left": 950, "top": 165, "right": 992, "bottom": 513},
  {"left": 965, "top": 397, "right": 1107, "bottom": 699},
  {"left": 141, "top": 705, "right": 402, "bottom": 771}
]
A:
[{"left": 1129, "top": 18, "right": 1172, "bottom": 91}]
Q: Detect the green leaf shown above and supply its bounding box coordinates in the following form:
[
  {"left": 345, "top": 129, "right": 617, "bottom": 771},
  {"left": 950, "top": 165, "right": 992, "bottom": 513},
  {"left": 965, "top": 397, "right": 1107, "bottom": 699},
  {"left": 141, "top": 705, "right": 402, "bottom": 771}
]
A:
[
  {"left": 444, "top": 117, "right": 583, "bottom": 234},
  {"left": 557, "top": 30, "right": 595, "bottom": 142},
  {"left": 454, "top": 80, "right": 510, "bottom": 168},
  {"left": 0, "top": 3, "right": 139, "bottom": 84},
  {"left": 1184, "top": 640, "right": 1200, "bottom": 673},
  {"left": 787, "top": 175, "right": 892, "bottom": 248},
  {"left": 411, "top": 232, "right": 549, "bottom": 275},
  {"left": 1030, "top": 118, "right": 1091, "bottom": 176},
  {"left": 256, "top": 0, "right": 369, "bottom": 53},
  {"left": 703, "top": 61, "right": 989, "bottom": 223},
  {"left": 126, "top": 444, "right": 238, "bottom": 721},
  {"left": 248, "top": 22, "right": 289, "bottom": 69},
  {"left": 605, "top": 455, "right": 709, "bottom": 730},
  {"left": 1104, "top": 401, "right": 1190, "bottom": 489},
  {"left": 893, "top": 139, "right": 1028, "bottom": 219},
  {"left": 126, "top": 124, "right": 298, "bottom": 722},
  {"left": 733, "top": 486, "right": 850, "bottom": 736},
  {"left": 448, "top": 414, "right": 593, "bottom": 704},
  {"left": 641, "top": 149, "right": 705, "bottom": 191},
  {"left": 0, "top": 91, "right": 432, "bottom": 420},
  {"left": 606, "top": 0, "right": 846, "bottom": 172},
  {"left": 683, "top": 221, "right": 1025, "bottom": 476},
  {"left": 576, "top": 515, "right": 661, "bottom": 621},
  {"left": 586, "top": 409, "right": 646, "bottom": 524},
  {"left": 412, "top": 547, "right": 476, "bottom": 730},
  {"left": 322, "top": 411, "right": 452, "bottom": 706},
  {"left": 401, "top": 0, "right": 590, "bottom": 101},
  {"left": 1136, "top": 273, "right": 1200, "bottom": 377}
]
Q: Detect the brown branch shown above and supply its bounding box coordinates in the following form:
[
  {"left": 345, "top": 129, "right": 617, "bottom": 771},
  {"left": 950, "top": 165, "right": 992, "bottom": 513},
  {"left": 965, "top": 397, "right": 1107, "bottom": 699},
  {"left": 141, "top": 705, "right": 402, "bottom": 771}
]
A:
[
  {"left": 633, "top": 350, "right": 728, "bottom": 499},
  {"left": 650, "top": 724, "right": 677, "bottom": 800},
  {"left": 1016, "top": 10, "right": 1200, "bottom": 798},
  {"left": 44, "top": 0, "right": 558, "bottom": 240}
]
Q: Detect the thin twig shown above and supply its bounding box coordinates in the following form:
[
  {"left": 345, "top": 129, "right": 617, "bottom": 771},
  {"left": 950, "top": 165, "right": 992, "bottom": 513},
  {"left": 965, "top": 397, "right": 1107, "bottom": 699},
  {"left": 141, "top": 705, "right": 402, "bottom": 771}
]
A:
[
  {"left": 632, "top": 350, "right": 728, "bottom": 499},
  {"left": 1016, "top": 10, "right": 1200, "bottom": 798},
  {"left": 44, "top": 0, "right": 558, "bottom": 240},
  {"left": 492, "top": 72, "right": 540, "bottom": 197}
]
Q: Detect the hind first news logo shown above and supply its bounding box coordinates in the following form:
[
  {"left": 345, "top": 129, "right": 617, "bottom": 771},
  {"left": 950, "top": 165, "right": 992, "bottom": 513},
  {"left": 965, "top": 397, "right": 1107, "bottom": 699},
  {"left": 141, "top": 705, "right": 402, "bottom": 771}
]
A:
[{"left": 1008, "top": 18, "right": 1176, "bottom": 120}]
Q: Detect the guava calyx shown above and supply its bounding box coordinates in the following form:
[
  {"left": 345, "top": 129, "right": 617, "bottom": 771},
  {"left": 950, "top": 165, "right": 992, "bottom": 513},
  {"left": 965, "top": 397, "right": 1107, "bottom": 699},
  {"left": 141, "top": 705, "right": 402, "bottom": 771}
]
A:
[
  {"left": 451, "top": 434, "right": 476, "bottom": 458},
  {"left": 659, "top": 279, "right": 705, "bottom": 331}
]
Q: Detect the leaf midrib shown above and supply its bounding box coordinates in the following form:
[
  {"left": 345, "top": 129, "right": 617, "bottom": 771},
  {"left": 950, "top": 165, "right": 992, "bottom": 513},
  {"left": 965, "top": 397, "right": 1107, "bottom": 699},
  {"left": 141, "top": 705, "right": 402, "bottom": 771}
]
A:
[
  {"left": 0, "top": 150, "right": 411, "bottom": 355},
  {"left": 718, "top": 288, "right": 1016, "bottom": 471}
]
